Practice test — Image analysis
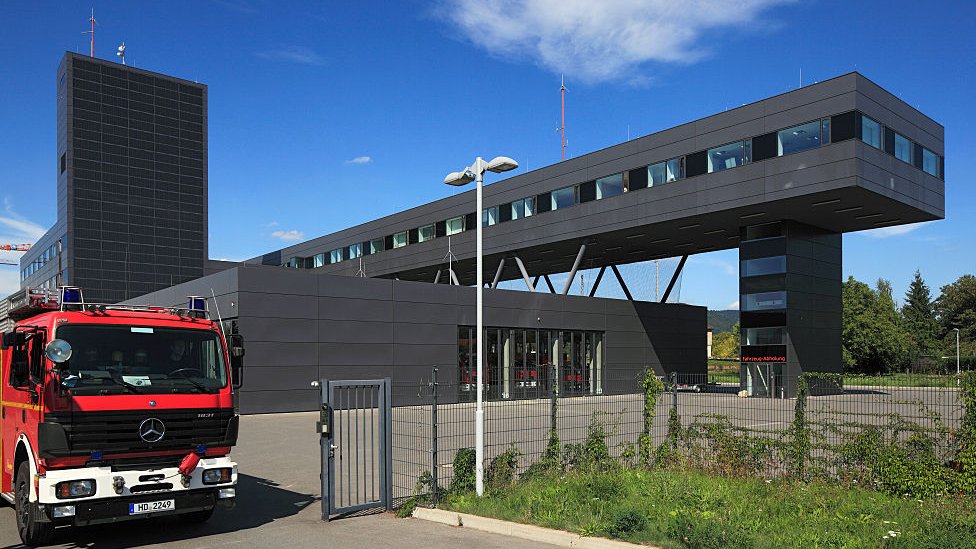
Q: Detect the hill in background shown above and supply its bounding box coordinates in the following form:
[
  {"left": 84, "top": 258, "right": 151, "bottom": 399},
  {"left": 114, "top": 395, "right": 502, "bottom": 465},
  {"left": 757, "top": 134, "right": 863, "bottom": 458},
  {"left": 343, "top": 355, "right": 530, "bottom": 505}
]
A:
[{"left": 708, "top": 310, "right": 740, "bottom": 333}]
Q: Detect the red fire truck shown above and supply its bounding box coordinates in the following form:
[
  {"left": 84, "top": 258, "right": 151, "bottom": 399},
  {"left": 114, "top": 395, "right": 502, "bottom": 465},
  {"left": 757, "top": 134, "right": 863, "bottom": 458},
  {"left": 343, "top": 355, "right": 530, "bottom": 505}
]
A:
[{"left": 0, "top": 287, "right": 244, "bottom": 546}]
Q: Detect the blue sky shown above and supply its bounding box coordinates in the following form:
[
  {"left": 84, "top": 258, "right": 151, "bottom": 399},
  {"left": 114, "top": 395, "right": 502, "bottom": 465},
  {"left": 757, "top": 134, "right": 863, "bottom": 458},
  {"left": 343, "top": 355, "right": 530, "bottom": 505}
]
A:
[{"left": 0, "top": 0, "right": 973, "bottom": 309}]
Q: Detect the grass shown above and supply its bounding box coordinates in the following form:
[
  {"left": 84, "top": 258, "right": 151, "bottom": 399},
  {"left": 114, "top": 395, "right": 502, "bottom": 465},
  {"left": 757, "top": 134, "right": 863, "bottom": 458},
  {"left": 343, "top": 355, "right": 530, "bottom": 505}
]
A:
[
  {"left": 445, "top": 468, "right": 976, "bottom": 548},
  {"left": 844, "top": 372, "right": 960, "bottom": 388}
]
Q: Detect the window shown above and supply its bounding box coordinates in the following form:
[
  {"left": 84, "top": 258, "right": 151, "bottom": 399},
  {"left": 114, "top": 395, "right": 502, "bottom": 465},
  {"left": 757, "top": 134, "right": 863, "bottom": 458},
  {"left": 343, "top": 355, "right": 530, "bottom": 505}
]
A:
[
  {"left": 742, "top": 291, "right": 786, "bottom": 311},
  {"left": 369, "top": 238, "right": 384, "bottom": 254},
  {"left": 482, "top": 206, "right": 498, "bottom": 227},
  {"left": 523, "top": 196, "right": 535, "bottom": 217},
  {"left": 348, "top": 242, "right": 362, "bottom": 259},
  {"left": 648, "top": 161, "right": 667, "bottom": 186},
  {"left": 667, "top": 158, "right": 683, "bottom": 181},
  {"left": 595, "top": 173, "right": 624, "bottom": 199},
  {"left": 418, "top": 224, "right": 434, "bottom": 243},
  {"left": 821, "top": 118, "right": 831, "bottom": 145},
  {"left": 511, "top": 199, "right": 524, "bottom": 220},
  {"left": 313, "top": 253, "right": 326, "bottom": 268},
  {"left": 744, "top": 327, "right": 786, "bottom": 346},
  {"left": 446, "top": 215, "right": 464, "bottom": 235},
  {"left": 741, "top": 256, "right": 786, "bottom": 277},
  {"left": 392, "top": 231, "right": 408, "bottom": 248},
  {"left": 861, "top": 115, "right": 881, "bottom": 148},
  {"left": 329, "top": 249, "right": 343, "bottom": 263},
  {"left": 707, "top": 141, "right": 748, "bottom": 173},
  {"left": 777, "top": 120, "right": 821, "bottom": 155},
  {"left": 922, "top": 148, "right": 939, "bottom": 177},
  {"left": 893, "top": 133, "right": 911, "bottom": 163},
  {"left": 551, "top": 186, "right": 575, "bottom": 210},
  {"left": 60, "top": 153, "right": 66, "bottom": 174}
]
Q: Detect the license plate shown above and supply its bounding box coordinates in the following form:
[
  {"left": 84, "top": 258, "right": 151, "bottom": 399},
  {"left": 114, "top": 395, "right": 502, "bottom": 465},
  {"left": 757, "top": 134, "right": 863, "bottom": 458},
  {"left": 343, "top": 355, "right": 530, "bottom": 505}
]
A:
[{"left": 129, "top": 499, "right": 175, "bottom": 514}]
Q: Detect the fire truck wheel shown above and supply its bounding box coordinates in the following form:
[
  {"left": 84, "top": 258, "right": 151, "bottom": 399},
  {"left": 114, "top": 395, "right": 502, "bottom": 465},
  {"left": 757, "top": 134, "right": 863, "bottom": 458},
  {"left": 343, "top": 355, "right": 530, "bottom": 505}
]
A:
[
  {"left": 15, "top": 461, "right": 55, "bottom": 547},
  {"left": 184, "top": 507, "right": 215, "bottom": 523}
]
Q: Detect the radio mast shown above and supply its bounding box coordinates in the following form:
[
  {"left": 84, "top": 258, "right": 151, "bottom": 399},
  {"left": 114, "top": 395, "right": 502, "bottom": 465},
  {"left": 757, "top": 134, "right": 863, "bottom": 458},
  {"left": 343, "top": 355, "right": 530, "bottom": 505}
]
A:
[
  {"left": 83, "top": 9, "right": 96, "bottom": 57},
  {"left": 560, "top": 75, "right": 567, "bottom": 161}
]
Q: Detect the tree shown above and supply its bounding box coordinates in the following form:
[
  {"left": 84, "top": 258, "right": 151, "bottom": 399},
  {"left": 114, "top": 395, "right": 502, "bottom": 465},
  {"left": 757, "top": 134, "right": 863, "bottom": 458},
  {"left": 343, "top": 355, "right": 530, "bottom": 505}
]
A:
[
  {"left": 935, "top": 274, "right": 976, "bottom": 367},
  {"left": 842, "top": 276, "right": 909, "bottom": 374},
  {"left": 902, "top": 270, "right": 940, "bottom": 363},
  {"left": 711, "top": 322, "right": 741, "bottom": 359}
]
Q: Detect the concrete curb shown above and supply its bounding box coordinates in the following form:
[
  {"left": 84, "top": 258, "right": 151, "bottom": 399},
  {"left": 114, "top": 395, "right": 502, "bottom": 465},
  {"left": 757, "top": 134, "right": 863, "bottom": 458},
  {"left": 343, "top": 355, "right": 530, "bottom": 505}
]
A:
[{"left": 411, "top": 507, "right": 655, "bottom": 549}]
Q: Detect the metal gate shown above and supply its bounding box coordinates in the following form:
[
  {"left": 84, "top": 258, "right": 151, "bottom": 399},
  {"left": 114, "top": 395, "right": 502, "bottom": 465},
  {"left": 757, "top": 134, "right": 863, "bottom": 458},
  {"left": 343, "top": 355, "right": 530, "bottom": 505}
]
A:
[{"left": 317, "top": 378, "right": 392, "bottom": 520}]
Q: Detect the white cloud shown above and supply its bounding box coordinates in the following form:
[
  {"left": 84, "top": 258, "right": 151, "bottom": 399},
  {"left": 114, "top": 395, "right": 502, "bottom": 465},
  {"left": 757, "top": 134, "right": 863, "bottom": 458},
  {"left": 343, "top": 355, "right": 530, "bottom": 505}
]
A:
[
  {"left": 440, "top": 0, "right": 791, "bottom": 83},
  {"left": 859, "top": 221, "right": 931, "bottom": 239},
  {"left": 346, "top": 156, "right": 372, "bottom": 165},
  {"left": 726, "top": 300, "right": 739, "bottom": 310},
  {"left": 271, "top": 229, "right": 305, "bottom": 242},
  {"left": 256, "top": 45, "right": 325, "bottom": 66}
]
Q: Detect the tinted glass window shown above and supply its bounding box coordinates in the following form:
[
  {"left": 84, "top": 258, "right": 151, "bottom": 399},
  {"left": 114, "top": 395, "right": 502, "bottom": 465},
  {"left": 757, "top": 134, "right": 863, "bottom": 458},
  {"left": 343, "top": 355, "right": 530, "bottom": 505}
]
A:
[
  {"left": 745, "top": 327, "right": 786, "bottom": 345},
  {"left": 894, "top": 133, "right": 911, "bottom": 163},
  {"left": 595, "top": 173, "right": 624, "bottom": 199},
  {"left": 922, "top": 148, "right": 939, "bottom": 176},
  {"left": 777, "top": 121, "right": 821, "bottom": 155},
  {"left": 369, "top": 238, "right": 384, "bottom": 254},
  {"left": 313, "top": 253, "right": 325, "bottom": 268},
  {"left": 446, "top": 216, "right": 464, "bottom": 235},
  {"left": 511, "top": 199, "right": 524, "bottom": 220},
  {"left": 418, "top": 224, "right": 434, "bottom": 242},
  {"left": 667, "top": 158, "right": 683, "bottom": 181},
  {"left": 551, "top": 186, "right": 575, "bottom": 210},
  {"left": 392, "top": 231, "right": 408, "bottom": 248},
  {"left": 348, "top": 242, "right": 363, "bottom": 258},
  {"left": 648, "top": 161, "right": 667, "bottom": 185},
  {"left": 821, "top": 118, "right": 831, "bottom": 144},
  {"left": 482, "top": 206, "right": 498, "bottom": 227},
  {"left": 861, "top": 115, "right": 881, "bottom": 148},
  {"left": 741, "top": 256, "right": 786, "bottom": 277},
  {"left": 524, "top": 196, "right": 535, "bottom": 217},
  {"left": 707, "top": 141, "right": 747, "bottom": 173},
  {"left": 742, "top": 291, "right": 787, "bottom": 311},
  {"left": 329, "top": 249, "right": 343, "bottom": 263}
]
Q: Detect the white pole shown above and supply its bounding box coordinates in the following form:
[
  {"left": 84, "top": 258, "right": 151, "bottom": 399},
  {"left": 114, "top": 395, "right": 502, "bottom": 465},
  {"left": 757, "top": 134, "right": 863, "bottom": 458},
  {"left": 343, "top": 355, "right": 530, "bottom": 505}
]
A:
[
  {"left": 956, "top": 328, "right": 961, "bottom": 376},
  {"left": 475, "top": 158, "right": 485, "bottom": 497}
]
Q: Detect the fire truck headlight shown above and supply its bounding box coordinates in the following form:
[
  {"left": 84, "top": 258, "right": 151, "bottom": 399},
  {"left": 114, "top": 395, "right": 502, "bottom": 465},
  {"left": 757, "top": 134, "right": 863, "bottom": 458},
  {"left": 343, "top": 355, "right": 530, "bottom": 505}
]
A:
[
  {"left": 56, "top": 479, "right": 96, "bottom": 499},
  {"left": 202, "top": 468, "right": 232, "bottom": 485}
]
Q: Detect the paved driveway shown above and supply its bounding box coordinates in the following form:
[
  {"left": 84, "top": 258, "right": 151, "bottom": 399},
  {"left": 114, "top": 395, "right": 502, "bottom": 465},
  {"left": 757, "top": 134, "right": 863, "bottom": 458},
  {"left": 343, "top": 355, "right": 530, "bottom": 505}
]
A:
[{"left": 0, "top": 412, "right": 554, "bottom": 549}]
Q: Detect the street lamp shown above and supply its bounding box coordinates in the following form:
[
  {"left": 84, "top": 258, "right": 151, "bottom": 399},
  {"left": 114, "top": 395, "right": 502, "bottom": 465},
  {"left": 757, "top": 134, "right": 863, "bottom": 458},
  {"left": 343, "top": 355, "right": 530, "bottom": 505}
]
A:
[
  {"left": 954, "top": 327, "right": 961, "bottom": 376},
  {"left": 444, "top": 155, "right": 518, "bottom": 497}
]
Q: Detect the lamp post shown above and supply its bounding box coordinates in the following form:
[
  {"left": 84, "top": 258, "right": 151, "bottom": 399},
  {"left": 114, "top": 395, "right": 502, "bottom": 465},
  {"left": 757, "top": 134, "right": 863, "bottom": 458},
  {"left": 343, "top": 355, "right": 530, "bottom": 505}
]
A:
[
  {"left": 955, "top": 327, "right": 961, "bottom": 376},
  {"left": 444, "top": 156, "right": 518, "bottom": 496}
]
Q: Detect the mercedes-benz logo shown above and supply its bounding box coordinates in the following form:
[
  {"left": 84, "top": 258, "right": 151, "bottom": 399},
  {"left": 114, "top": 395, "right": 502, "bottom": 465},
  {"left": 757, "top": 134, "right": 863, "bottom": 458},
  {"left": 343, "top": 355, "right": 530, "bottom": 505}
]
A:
[{"left": 138, "top": 418, "right": 166, "bottom": 443}]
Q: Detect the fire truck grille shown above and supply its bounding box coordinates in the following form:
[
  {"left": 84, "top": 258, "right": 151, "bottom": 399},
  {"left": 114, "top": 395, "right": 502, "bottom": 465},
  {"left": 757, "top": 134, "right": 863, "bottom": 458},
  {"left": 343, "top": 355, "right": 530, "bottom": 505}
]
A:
[{"left": 43, "top": 409, "right": 237, "bottom": 457}]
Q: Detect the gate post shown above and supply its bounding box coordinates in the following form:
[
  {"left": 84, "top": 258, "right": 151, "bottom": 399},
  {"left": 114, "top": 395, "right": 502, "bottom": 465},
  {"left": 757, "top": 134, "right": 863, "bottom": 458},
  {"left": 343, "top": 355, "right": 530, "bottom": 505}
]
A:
[
  {"left": 316, "top": 379, "right": 333, "bottom": 522},
  {"left": 431, "top": 367, "right": 439, "bottom": 506},
  {"left": 384, "top": 377, "right": 393, "bottom": 511}
]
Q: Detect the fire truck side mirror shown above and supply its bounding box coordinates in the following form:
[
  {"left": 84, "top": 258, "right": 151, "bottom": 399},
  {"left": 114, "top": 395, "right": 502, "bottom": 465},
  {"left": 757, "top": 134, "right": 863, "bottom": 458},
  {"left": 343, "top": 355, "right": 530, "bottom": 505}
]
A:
[
  {"left": 228, "top": 334, "right": 245, "bottom": 388},
  {"left": 2, "top": 331, "right": 26, "bottom": 350}
]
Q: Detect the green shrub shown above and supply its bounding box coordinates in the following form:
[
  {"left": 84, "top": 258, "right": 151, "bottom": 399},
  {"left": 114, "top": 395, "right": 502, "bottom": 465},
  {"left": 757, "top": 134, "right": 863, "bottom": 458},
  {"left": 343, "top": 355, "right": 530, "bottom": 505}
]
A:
[
  {"left": 836, "top": 427, "right": 960, "bottom": 497},
  {"left": 666, "top": 509, "right": 754, "bottom": 549},
  {"left": 486, "top": 447, "right": 520, "bottom": 492},
  {"left": 451, "top": 447, "right": 476, "bottom": 494},
  {"left": 562, "top": 414, "right": 611, "bottom": 471},
  {"left": 604, "top": 507, "right": 647, "bottom": 538}
]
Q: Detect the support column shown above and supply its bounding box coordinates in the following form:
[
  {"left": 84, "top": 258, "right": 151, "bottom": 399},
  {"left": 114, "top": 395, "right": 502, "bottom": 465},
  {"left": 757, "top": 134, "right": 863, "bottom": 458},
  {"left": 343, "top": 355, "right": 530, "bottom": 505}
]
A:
[
  {"left": 513, "top": 256, "right": 535, "bottom": 292},
  {"left": 739, "top": 221, "right": 842, "bottom": 398}
]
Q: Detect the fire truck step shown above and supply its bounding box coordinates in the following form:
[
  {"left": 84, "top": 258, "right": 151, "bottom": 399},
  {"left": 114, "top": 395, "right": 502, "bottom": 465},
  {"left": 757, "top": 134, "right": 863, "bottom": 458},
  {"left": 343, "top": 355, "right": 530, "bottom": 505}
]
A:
[{"left": 0, "top": 492, "right": 14, "bottom": 505}]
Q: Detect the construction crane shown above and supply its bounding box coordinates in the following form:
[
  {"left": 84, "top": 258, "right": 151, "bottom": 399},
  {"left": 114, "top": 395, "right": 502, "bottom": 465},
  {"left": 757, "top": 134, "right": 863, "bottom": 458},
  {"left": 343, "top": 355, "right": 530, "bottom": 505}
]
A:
[{"left": 0, "top": 243, "right": 32, "bottom": 266}]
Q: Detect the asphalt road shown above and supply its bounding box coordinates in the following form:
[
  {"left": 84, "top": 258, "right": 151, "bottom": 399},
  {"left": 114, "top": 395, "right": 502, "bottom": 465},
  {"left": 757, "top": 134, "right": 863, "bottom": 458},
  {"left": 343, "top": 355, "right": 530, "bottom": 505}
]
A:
[{"left": 0, "top": 412, "right": 556, "bottom": 549}]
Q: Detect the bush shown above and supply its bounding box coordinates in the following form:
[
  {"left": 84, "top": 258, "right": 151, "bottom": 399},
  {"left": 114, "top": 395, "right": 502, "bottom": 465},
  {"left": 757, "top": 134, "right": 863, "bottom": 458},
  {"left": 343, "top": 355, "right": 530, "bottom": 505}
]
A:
[
  {"left": 604, "top": 507, "right": 647, "bottom": 538},
  {"left": 562, "top": 414, "right": 612, "bottom": 471},
  {"left": 451, "top": 448, "right": 476, "bottom": 494},
  {"left": 486, "top": 447, "right": 520, "bottom": 493}
]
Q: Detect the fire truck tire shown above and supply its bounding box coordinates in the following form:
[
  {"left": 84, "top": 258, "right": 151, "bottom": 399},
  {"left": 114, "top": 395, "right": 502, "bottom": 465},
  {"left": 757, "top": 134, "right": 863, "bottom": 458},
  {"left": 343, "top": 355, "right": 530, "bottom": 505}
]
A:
[
  {"left": 15, "top": 462, "right": 55, "bottom": 547},
  {"left": 184, "top": 507, "right": 215, "bottom": 523}
]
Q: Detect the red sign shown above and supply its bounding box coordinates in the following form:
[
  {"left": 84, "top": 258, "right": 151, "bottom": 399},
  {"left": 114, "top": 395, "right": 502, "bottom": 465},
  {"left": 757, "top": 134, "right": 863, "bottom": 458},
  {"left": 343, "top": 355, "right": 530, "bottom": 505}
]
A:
[{"left": 741, "top": 355, "right": 786, "bottom": 363}]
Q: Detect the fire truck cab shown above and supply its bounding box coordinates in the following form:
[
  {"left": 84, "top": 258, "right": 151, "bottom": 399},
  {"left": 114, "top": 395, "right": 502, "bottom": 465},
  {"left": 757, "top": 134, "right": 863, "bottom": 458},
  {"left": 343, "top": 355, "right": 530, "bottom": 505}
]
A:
[{"left": 1, "top": 287, "right": 244, "bottom": 546}]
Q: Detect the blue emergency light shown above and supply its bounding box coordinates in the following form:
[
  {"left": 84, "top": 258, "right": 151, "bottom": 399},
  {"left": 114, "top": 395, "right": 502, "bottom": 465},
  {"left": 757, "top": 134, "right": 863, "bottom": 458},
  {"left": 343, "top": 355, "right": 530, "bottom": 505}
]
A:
[
  {"left": 187, "top": 296, "right": 207, "bottom": 318},
  {"left": 60, "top": 287, "right": 84, "bottom": 311}
]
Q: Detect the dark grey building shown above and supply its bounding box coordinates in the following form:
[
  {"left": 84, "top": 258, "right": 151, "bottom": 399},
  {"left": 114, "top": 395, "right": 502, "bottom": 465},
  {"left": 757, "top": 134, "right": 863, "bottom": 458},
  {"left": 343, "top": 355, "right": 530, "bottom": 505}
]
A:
[
  {"left": 20, "top": 52, "right": 208, "bottom": 304},
  {"left": 252, "top": 72, "right": 944, "bottom": 396},
  {"left": 132, "top": 266, "right": 705, "bottom": 413}
]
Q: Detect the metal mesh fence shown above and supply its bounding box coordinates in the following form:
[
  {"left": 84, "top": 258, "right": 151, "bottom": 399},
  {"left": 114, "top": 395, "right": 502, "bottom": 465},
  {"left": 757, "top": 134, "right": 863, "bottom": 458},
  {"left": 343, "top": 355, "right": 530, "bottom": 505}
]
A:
[{"left": 392, "top": 367, "right": 967, "bottom": 504}]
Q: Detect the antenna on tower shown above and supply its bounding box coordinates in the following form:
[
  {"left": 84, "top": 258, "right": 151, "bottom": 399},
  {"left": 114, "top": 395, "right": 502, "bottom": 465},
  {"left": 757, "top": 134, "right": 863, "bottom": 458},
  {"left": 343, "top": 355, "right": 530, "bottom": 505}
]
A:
[
  {"left": 559, "top": 75, "right": 568, "bottom": 161},
  {"left": 83, "top": 9, "right": 97, "bottom": 57},
  {"left": 117, "top": 42, "right": 126, "bottom": 65}
]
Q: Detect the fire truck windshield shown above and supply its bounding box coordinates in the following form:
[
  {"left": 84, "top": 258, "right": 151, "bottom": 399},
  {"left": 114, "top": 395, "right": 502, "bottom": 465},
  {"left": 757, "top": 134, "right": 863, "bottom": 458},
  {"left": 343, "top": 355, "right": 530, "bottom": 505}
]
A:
[{"left": 54, "top": 324, "right": 227, "bottom": 394}]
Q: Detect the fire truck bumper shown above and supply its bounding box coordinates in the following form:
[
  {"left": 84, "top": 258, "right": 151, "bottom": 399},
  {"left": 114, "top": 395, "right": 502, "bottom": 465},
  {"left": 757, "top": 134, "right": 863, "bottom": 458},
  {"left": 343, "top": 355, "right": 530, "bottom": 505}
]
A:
[{"left": 36, "top": 456, "right": 237, "bottom": 525}]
